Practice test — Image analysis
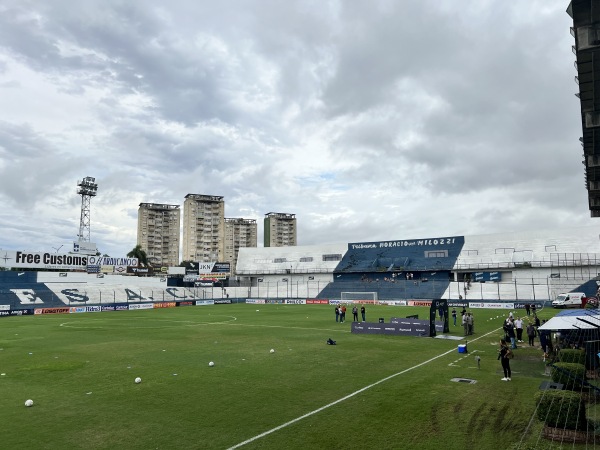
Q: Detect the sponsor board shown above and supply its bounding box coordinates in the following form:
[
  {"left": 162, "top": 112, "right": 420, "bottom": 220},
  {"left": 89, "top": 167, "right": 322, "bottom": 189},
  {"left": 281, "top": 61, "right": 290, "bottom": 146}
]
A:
[
  {"left": 0, "top": 310, "right": 34, "bottom": 318},
  {"left": 214, "top": 299, "right": 232, "bottom": 304},
  {"left": 127, "top": 267, "right": 153, "bottom": 275},
  {"left": 246, "top": 299, "right": 266, "bottom": 304},
  {"left": 69, "top": 307, "right": 87, "bottom": 314},
  {"left": 115, "top": 305, "right": 129, "bottom": 311},
  {"left": 409, "top": 301, "right": 432, "bottom": 307},
  {"left": 34, "top": 307, "right": 70, "bottom": 315},
  {"left": 0, "top": 305, "right": 10, "bottom": 311},
  {"left": 88, "top": 256, "right": 139, "bottom": 266},
  {"left": 195, "top": 300, "right": 215, "bottom": 306},
  {"left": 285, "top": 299, "right": 306, "bottom": 305},
  {"left": 128, "top": 303, "right": 153, "bottom": 310},
  {"left": 86, "top": 305, "right": 101, "bottom": 312},
  {"left": 448, "top": 301, "right": 468, "bottom": 308},
  {"left": 114, "top": 265, "right": 127, "bottom": 274},
  {"left": 306, "top": 299, "right": 328, "bottom": 304},
  {"left": 515, "top": 302, "right": 543, "bottom": 309},
  {"left": 153, "top": 302, "right": 176, "bottom": 308},
  {"left": 72, "top": 241, "right": 97, "bottom": 255},
  {"left": 349, "top": 236, "right": 460, "bottom": 250},
  {"left": 101, "top": 306, "right": 116, "bottom": 311},
  {"left": 0, "top": 252, "right": 139, "bottom": 271},
  {"left": 351, "top": 321, "right": 430, "bottom": 337},
  {"left": 468, "top": 302, "right": 515, "bottom": 309},
  {"left": 378, "top": 300, "right": 407, "bottom": 306},
  {"left": 265, "top": 299, "right": 284, "bottom": 304},
  {"left": 176, "top": 301, "right": 194, "bottom": 307}
]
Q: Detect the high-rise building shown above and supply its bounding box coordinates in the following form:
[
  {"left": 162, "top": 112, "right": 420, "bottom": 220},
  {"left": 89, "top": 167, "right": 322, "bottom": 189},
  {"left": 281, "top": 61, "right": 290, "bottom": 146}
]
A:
[
  {"left": 568, "top": 1, "right": 600, "bottom": 216},
  {"left": 137, "top": 203, "right": 181, "bottom": 267},
  {"left": 264, "top": 212, "right": 297, "bottom": 247},
  {"left": 182, "top": 194, "right": 225, "bottom": 262},
  {"left": 224, "top": 218, "right": 257, "bottom": 273}
]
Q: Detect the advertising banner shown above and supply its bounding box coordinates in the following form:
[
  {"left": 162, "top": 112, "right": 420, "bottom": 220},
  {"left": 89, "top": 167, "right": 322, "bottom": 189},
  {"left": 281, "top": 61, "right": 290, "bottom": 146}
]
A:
[
  {"left": 176, "top": 301, "right": 195, "bottom": 307},
  {"left": 153, "top": 302, "right": 176, "bottom": 308},
  {"left": 195, "top": 300, "right": 215, "bottom": 306},
  {"left": 127, "top": 267, "right": 153, "bottom": 275},
  {"left": 34, "top": 307, "right": 70, "bottom": 315},
  {"left": 72, "top": 241, "right": 97, "bottom": 255},
  {"left": 285, "top": 299, "right": 306, "bottom": 305},
  {"left": 246, "top": 299, "right": 266, "bottom": 304},
  {"left": 214, "top": 299, "right": 232, "bottom": 304},
  {"left": 307, "top": 299, "right": 328, "bottom": 304},
  {"left": 0, "top": 309, "right": 34, "bottom": 318},
  {"left": 409, "top": 300, "right": 432, "bottom": 307},
  {"left": 128, "top": 303, "right": 153, "bottom": 310},
  {"left": 351, "top": 321, "right": 430, "bottom": 337}
]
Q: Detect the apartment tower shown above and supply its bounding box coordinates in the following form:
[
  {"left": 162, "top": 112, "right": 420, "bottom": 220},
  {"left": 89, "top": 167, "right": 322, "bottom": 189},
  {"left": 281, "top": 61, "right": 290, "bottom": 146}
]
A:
[
  {"left": 182, "top": 194, "right": 225, "bottom": 262},
  {"left": 224, "top": 218, "right": 257, "bottom": 273},
  {"left": 137, "top": 203, "right": 181, "bottom": 267},
  {"left": 264, "top": 212, "right": 297, "bottom": 247}
]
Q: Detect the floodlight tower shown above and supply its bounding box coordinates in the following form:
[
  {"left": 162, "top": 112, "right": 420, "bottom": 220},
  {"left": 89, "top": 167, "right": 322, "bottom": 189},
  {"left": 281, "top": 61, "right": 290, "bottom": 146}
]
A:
[{"left": 77, "top": 176, "right": 98, "bottom": 242}]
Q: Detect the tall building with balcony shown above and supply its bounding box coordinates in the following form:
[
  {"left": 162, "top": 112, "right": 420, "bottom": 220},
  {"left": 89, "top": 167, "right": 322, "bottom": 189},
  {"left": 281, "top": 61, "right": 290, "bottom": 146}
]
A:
[
  {"left": 568, "top": 1, "right": 600, "bottom": 216},
  {"left": 137, "top": 203, "right": 181, "bottom": 267},
  {"left": 182, "top": 194, "right": 225, "bottom": 262},
  {"left": 264, "top": 212, "right": 297, "bottom": 247},
  {"left": 224, "top": 218, "right": 257, "bottom": 273}
]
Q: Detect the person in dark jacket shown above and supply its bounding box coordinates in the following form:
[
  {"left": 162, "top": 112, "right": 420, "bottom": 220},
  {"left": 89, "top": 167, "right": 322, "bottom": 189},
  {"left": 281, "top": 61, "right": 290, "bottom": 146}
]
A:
[{"left": 498, "top": 339, "right": 512, "bottom": 381}]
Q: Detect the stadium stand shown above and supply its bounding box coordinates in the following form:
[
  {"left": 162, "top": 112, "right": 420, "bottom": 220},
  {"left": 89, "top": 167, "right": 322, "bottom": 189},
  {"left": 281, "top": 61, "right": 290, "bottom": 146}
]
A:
[{"left": 2, "top": 226, "right": 600, "bottom": 309}]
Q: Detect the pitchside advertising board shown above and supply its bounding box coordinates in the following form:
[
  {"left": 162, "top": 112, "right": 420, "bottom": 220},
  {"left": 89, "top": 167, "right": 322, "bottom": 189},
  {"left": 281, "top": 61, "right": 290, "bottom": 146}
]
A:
[{"left": 0, "top": 251, "right": 138, "bottom": 271}]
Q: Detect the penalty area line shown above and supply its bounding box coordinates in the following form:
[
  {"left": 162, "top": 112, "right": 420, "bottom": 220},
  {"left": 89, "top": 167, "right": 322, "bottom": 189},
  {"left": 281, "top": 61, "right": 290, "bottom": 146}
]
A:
[{"left": 228, "top": 328, "right": 501, "bottom": 449}]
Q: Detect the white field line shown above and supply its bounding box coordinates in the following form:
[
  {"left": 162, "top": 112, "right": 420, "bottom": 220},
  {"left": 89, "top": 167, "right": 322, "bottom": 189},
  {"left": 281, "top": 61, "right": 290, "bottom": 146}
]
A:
[{"left": 227, "top": 328, "right": 501, "bottom": 449}]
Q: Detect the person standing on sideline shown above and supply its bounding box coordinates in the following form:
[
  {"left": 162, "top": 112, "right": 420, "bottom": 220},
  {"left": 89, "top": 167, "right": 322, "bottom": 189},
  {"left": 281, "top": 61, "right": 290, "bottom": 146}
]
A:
[
  {"left": 515, "top": 317, "right": 524, "bottom": 342},
  {"left": 360, "top": 305, "right": 366, "bottom": 322},
  {"left": 525, "top": 303, "right": 531, "bottom": 316},
  {"left": 526, "top": 322, "right": 536, "bottom": 346},
  {"left": 352, "top": 306, "right": 358, "bottom": 321},
  {"left": 506, "top": 319, "right": 517, "bottom": 349},
  {"left": 468, "top": 312, "right": 474, "bottom": 335},
  {"left": 335, "top": 306, "right": 339, "bottom": 322},
  {"left": 341, "top": 305, "right": 347, "bottom": 323},
  {"left": 498, "top": 339, "right": 512, "bottom": 381},
  {"left": 462, "top": 312, "right": 469, "bottom": 336},
  {"left": 451, "top": 308, "right": 457, "bottom": 326}
]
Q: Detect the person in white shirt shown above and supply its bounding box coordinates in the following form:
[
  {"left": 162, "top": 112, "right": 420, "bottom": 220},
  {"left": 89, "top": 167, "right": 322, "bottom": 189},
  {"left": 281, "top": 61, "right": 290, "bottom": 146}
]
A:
[{"left": 514, "top": 317, "right": 524, "bottom": 343}]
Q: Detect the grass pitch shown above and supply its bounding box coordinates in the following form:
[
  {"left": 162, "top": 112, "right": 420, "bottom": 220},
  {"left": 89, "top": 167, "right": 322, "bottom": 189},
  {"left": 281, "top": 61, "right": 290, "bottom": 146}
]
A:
[{"left": 0, "top": 304, "right": 559, "bottom": 449}]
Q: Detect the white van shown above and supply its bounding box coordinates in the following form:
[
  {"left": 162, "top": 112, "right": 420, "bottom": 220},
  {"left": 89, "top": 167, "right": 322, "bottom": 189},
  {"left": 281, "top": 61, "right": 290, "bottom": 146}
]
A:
[{"left": 552, "top": 292, "right": 587, "bottom": 308}]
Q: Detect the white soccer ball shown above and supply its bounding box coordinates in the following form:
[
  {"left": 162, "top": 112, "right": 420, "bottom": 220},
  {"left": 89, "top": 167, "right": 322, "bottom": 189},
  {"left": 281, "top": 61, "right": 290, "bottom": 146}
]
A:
[
  {"left": 24, "top": 399, "right": 33, "bottom": 407},
  {"left": 209, "top": 361, "right": 215, "bottom": 367},
  {"left": 270, "top": 349, "right": 275, "bottom": 353},
  {"left": 134, "top": 377, "right": 142, "bottom": 384}
]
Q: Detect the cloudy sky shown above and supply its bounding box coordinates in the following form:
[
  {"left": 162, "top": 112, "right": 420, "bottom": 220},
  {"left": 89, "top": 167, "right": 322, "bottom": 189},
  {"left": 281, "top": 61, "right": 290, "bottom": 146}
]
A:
[{"left": 0, "top": 0, "right": 591, "bottom": 257}]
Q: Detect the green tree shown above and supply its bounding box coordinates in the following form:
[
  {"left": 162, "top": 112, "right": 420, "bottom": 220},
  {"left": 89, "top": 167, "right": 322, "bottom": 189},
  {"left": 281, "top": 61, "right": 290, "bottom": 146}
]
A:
[{"left": 127, "top": 245, "right": 149, "bottom": 267}]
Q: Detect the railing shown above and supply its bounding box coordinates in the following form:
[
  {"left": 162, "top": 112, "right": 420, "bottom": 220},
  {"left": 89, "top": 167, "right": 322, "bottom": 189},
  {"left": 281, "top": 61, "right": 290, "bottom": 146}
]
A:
[{"left": 0, "top": 275, "right": 596, "bottom": 308}]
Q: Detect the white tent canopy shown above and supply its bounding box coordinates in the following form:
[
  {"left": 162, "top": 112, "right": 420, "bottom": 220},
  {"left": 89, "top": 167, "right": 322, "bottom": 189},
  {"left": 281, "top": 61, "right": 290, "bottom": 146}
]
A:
[{"left": 538, "top": 310, "right": 600, "bottom": 331}]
